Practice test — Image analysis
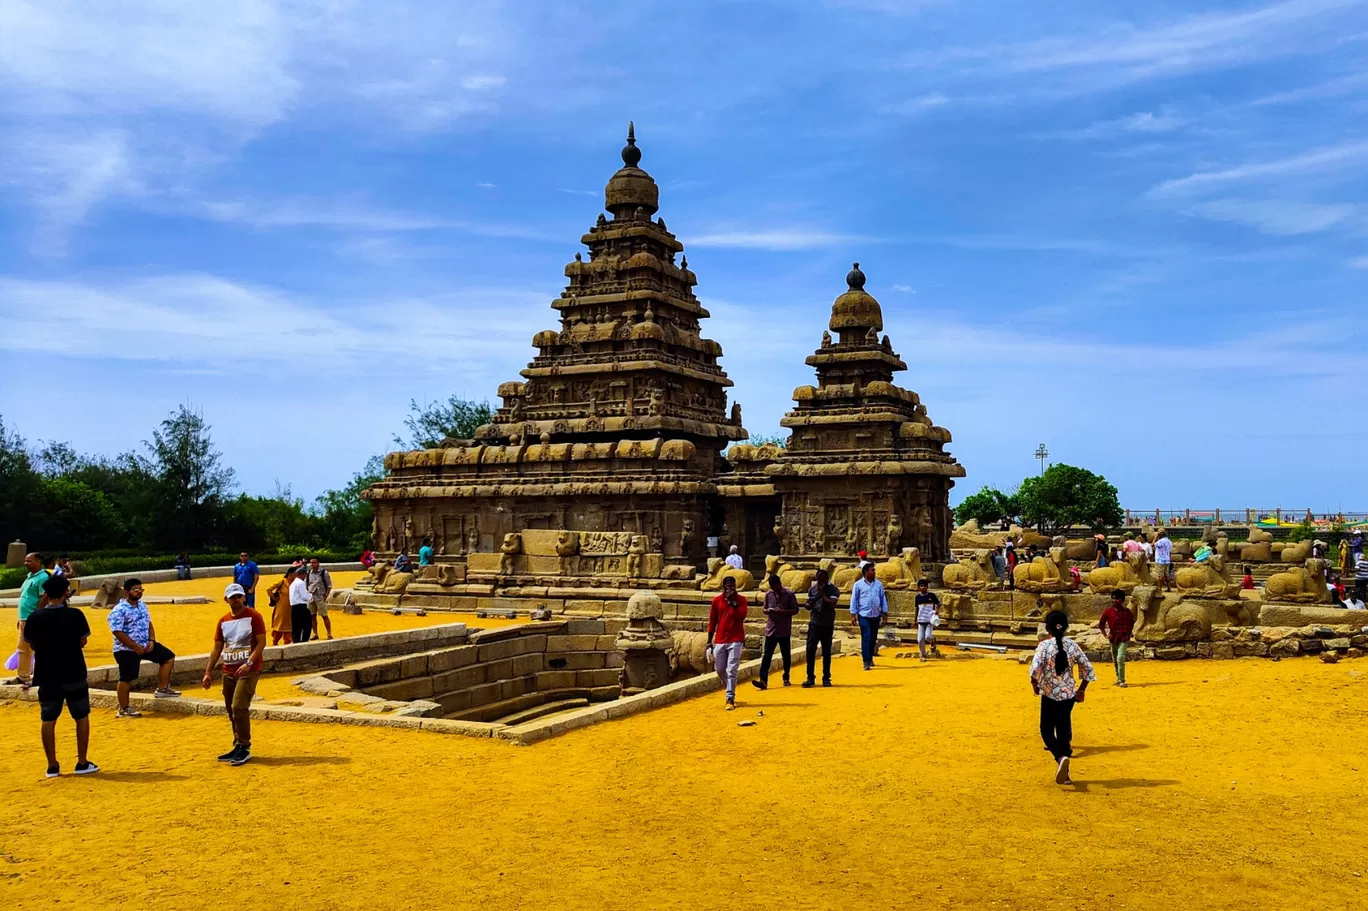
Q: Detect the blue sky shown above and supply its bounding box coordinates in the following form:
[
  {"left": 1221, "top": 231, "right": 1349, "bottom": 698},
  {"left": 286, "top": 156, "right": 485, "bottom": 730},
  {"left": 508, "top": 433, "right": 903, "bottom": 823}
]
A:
[{"left": 1, "top": 0, "right": 1366, "bottom": 512}]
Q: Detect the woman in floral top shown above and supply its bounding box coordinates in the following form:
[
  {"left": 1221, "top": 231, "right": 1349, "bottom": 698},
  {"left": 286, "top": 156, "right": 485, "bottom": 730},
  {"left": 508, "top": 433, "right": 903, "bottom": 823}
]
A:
[{"left": 1030, "top": 610, "right": 1095, "bottom": 785}]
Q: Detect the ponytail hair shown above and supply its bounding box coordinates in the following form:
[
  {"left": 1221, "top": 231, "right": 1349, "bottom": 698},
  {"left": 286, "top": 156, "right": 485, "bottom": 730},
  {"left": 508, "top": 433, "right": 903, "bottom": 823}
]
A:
[{"left": 1045, "top": 610, "right": 1070, "bottom": 674}]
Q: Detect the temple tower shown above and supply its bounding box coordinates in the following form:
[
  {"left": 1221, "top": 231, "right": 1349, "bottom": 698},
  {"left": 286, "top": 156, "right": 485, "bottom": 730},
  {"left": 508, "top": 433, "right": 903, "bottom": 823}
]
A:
[{"left": 769, "top": 263, "right": 964, "bottom": 562}]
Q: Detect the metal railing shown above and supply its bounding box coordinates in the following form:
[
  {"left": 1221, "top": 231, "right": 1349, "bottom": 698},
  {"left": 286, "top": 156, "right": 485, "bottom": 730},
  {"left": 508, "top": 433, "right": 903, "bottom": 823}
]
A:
[{"left": 1123, "top": 509, "right": 1368, "bottom": 527}]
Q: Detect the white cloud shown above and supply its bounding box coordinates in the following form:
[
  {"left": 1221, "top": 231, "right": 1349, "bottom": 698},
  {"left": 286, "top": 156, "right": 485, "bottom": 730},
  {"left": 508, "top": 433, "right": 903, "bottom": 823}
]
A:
[
  {"left": 475, "top": 182, "right": 498, "bottom": 189},
  {"left": 1047, "top": 110, "right": 1188, "bottom": 140},
  {"left": 189, "top": 196, "right": 560, "bottom": 240},
  {"left": 902, "top": 0, "right": 1367, "bottom": 96},
  {"left": 0, "top": 274, "right": 552, "bottom": 374},
  {"left": 880, "top": 92, "right": 949, "bottom": 115},
  {"left": 891, "top": 284, "right": 916, "bottom": 293},
  {"left": 461, "top": 74, "right": 507, "bottom": 90},
  {"left": 9, "top": 130, "right": 140, "bottom": 253},
  {"left": 1148, "top": 139, "right": 1368, "bottom": 197},
  {"left": 690, "top": 229, "right": 870, "bottom": 251},
  {"left": 1183, "top": 198, "right": 1359, "bottom": 235},
  {"left": 1350, "top": 256, "right": 1368, "bottom": 269}
]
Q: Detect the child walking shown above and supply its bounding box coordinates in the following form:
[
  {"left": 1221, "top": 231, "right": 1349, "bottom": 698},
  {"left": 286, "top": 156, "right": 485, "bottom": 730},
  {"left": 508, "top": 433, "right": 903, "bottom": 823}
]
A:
[{"left": 1030, "top": 610, "right": 1095, "bottom": 785}]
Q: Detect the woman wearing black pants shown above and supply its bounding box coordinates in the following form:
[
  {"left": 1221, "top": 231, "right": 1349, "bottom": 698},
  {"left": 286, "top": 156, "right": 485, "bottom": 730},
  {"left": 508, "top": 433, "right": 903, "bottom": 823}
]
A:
[
  {"left": 1030, "top": 610, "right": 1095, "bottom": 785},
  {"left": 287, "top": 568, "right": 313, "bottom": 643}
]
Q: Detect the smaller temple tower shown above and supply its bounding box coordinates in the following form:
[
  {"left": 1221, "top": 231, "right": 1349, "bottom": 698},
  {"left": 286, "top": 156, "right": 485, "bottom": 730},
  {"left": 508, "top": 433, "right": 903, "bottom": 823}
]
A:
[{"left": 769, "top": 263, "right": 964, "bottom": 562}]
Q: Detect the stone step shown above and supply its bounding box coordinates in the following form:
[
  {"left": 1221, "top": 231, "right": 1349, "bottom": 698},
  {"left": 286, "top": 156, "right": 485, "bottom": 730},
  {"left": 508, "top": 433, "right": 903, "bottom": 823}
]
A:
[{"left": 500, "top": 697, "right": 591, "bottom": 726}]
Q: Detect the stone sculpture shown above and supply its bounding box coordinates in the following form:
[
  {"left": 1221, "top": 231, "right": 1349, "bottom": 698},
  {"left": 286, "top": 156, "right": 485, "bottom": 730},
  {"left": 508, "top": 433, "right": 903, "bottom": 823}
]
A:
[
  {"left": 1236, "top": 528, "right": 1274, "bottom": 562},
  {"left": 1013, "top": 546, "right": 1071, "bottom": 594},
  {"left": 884, "top": 515, "right": 902, "bottom": 558},
  {"left": 1276, "top": 539, "right": 1322, "bottom": 564},
  {"left": 1263, "top": 558, "right": 1330, "bottom": 604},
  {"left": 499, "top": 533, "right": 522, "bottom": 576},
  {"left": 1175, "top": 554, "right": 1239, "bottom": 599},
  {"left": 700, "top": 557, "right": 756, "bottom": 591},
  {"left": 626, "top": 535, "right": 648, "bottom": 577},
  {"left": 616, "top": 591, "right": 674, "bottom": 694},
  {"left": 555, "top": 531, "right": 580, "bottom": 575},
  {"left": 1087, "top": 552, "right": 1153, "bottom": 594},
  {"left": 91, "top": 578, "right": 123, "bottom": 609},
  {"left": 941, "top": 549, "right": 995, "bottom": 591}
]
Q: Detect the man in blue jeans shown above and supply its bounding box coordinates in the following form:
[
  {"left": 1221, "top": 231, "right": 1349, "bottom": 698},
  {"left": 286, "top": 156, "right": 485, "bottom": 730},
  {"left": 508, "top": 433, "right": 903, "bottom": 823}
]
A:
[{"left": 849, "top": 562, "right": 888, "bottom": 670}]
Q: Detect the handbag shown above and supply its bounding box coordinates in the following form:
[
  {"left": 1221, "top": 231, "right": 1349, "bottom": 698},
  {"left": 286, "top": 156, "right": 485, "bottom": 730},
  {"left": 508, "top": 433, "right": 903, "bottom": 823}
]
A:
[{"left": 930, "top": 614, "right": 941, "bottom": 628}]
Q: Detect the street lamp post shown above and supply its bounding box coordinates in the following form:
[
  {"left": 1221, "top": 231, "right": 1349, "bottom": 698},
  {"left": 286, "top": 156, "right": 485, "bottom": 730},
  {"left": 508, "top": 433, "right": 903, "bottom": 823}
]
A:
[{"left": 1034, "top": 443, "right": 1049, "bottom": 476}]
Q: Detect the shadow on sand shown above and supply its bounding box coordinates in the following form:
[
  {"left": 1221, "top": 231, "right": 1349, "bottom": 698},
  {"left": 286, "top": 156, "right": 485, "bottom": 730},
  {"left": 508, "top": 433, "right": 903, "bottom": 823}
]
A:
[{"left": 1069, "top": 777, "right": 1179, "bottom": 793}]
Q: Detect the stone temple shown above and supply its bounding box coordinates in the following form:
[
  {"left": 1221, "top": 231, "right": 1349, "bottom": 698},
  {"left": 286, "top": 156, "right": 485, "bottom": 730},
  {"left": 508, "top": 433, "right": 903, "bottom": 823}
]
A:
[{"left": 361, "top": 125, "right": 963, "bottom": 605}]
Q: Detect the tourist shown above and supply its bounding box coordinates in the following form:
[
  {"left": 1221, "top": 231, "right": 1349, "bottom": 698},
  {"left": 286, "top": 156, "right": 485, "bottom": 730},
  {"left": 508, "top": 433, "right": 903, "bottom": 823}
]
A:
[
  {"left": 725, "top": 545, "right": 745, "bottom": 571},
  {"left": 418, "top": 538, "right": 434, "bottom": 567},
  {"left": 1005, "top": 542, "right": 1017, "bottom": 590},
  {"left": 1353, "top": 531, "right": 1364, "bottom": 560},
  {"left": 1154, "top": 530, "right": 1174, "bottom": 591},
  {"left": 233, "top": 552, "right": 260, "bottom": 608},
  {"left": 1194, "top": 540, "right": 1214, "bottom": 563},
  {"left": 1122, "top": 533, "right": 1144, "bottom": 558},
  {"left": 1030, "top": 610, "right": 1095, "bottom": 785},
  {"left": 7, "top": 552, "right": 50, "bottom": 688},
  {"left": 803, "top": 568, "right": 839, "bottom": 688},
  {"left": 1140, "top": 534, "right": 1154, "bottom": 561},
  {"left": 289, "top": 565, "right": 313, "bottom": 643},
  {"left": 1344, "top": 591, "right": 1366, "bottom": 611},
  {"left": 1094, "top": 535, "right": 1109, "bottom": 568},
  {"left": 1097, "top": 589, "right": 1133, "bottom": 688},
  {"left": 706, "top": 576, "right": 748, "bottom": 710},
  {"left": 752, "top": 574, "right": 799, "bottom": 690},
  {"left": 108, "top": 578, "right": 180, "bottom": 717},
  {"left": 267, "top": 569, "right": 295, "bottom": 645},
  {"left": 1340, "top": 538, "right": 1352, "bottom": 580},
  {"left": 394, "top": 551, "right": 414, "bottom": 575},
  {"left": 850, "top": 561, "right": 888, "bottom": 671},
  {"left": 174, "top": 552, "right": 191, "bottom": 581},
  {"left": 1241, "top": 565, "right": 1255, "bottom": 590},
  {"left": 1354, "top": 549, "right": 1368, "bottom": 603},
  {"left": 360, "top": 548, "right": 376, "bottom": 569},
  {"left": 1329, "top": 572, "right": 1345, "bottom": 599},
  {"left": 1331, "top": 588, "right": 1346, "bottom": 608},
  {"left": 24, "top": 575, "right": 97, "bottom": 778},
  {"left": 1312, "top": 541, "right": 1326, "bottom": 560},
  {"left": 307, "top": 557, "right": 334, "bottom": 640},
  {"left": 202, "top": 583, "right": 266, "bottom": 766},
  {"left": 914, "top": 579, "right": 941, "bottom": 662},
  {"left": 991, "top": 546, "right": 1007, "bottom": 583}
]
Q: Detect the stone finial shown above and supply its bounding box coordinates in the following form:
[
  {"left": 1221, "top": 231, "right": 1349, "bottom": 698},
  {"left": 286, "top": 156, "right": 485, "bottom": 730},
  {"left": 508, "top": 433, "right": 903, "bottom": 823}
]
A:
[
  {"left": 622, "top": 121, "right": 642, "bottom": 168},
  {"left": 846, "top": 262, "right": 866, "bottom": 291},
  {"left": 626, "top": 590, "right": 664, "bottom": 620}
]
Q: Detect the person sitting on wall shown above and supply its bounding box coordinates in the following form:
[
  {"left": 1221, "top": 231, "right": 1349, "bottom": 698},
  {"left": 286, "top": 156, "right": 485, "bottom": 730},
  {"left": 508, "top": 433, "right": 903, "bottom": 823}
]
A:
[
  {"left": 724, "top": 545, "right": 744, "bottom": 571},
  {"left": 360, "top": 549, "right": 376, "bottom": 569},
  {"left": 393, "top": 551, "right": 414, "bottom": 575}
]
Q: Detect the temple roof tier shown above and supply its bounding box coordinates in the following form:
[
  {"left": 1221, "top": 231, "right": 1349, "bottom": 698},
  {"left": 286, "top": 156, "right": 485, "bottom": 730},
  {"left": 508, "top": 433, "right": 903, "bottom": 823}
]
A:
[
  {"left": 518, "top": 357, "right": 732, "bottom": 384},
  {"left": 478, "top": 415, "right": 747, "bottom": 441}
]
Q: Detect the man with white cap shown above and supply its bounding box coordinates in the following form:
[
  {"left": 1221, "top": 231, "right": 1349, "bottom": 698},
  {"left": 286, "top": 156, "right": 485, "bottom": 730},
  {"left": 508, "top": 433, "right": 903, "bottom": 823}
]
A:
[{"left": 201, "top": 582, "right": 266, "bottom": 766}]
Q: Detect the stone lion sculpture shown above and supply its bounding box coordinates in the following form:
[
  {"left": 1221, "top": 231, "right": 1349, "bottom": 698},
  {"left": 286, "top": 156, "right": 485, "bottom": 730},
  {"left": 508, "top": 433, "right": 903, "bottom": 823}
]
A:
[
  {"left": 700, "top": 558, "right": 756, "bottom": 591},
  {"left": 1274, "top": 539, "right": 1323, "bottom": 564},
  {"left": 555, "top": 531, "right": 580, "bottom": 575},
  {"left": 1175, "top": 554, "right": 1239, "bottom": 599},
  {"left": 941, "top": 549, "right": 995, "bottom": 591},
  {"left": 379, "top": 569, "right": 414, "bottom": 594},
  {"left": 668, "top": 630, "right": 712, "bottom": 673},
  {"left": 499, "top": 533, "right": 522, "bottom": 575},
  {"left": 1086, "top": 552, "right": 1152, "bottom": 594},
  {"left": 1263, "top": 558, "right": 1330, "bottom": 604},
  {"left": 1013, "top": 546, "right": 1071, "bottom": 594},
  {"left": 764, "top": 555, "right": 816, "bottom": 593},
  {"left": 91, "top": 578, "right": 123, "bottom": 609}
]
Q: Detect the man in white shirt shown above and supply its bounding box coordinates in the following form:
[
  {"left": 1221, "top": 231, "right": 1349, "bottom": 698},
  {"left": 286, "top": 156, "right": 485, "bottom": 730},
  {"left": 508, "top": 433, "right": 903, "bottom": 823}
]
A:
[
  {"left": 288, "top": 569, "right": 314, "bottom": 643},
  {"left": 1154, "top": 530, "right": 1174, "bottom": 591},
  {"left": 724, "top": 545, "right": 744, "bottom": 571}
]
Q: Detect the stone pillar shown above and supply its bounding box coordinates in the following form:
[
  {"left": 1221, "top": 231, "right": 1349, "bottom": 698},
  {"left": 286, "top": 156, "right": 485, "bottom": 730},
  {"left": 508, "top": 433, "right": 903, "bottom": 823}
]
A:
[
  {"left": 615, "top": 591, "right": 674, "bottom": 695},
  {"left": 6, "top": 541, "right": 25, "bottom": 569}
]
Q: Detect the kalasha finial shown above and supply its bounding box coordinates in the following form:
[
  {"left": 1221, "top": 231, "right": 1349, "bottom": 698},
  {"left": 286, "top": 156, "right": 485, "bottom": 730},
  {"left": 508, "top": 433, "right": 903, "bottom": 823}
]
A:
[
  {"left": 622, "top": 121, "right": 642, "bottom": 168},
  {"left": 846, "top": 261, "right": 866, "bottom": 291}
]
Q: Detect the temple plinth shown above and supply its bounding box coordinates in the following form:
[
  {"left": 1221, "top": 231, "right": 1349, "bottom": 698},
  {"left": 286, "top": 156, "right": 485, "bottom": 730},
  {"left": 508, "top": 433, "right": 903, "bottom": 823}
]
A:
[{"left": 767, "top": 263, "right": 965, "bottom": 563}]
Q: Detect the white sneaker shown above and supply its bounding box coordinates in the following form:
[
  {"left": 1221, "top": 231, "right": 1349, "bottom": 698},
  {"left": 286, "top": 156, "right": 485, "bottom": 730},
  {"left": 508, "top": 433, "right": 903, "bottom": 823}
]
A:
[
  {"left": 116, "top": 707, "right": 142, "bottom": 718},
  {"left": 1055, "top": 756, "right": 1071, "bottom": 785}
]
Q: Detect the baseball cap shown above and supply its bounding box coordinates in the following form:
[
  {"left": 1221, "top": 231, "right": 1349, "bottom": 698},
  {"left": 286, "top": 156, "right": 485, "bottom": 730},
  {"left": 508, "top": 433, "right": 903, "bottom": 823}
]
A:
[{"left": 224, "top": 583, "right": 246, "bottom": 599}]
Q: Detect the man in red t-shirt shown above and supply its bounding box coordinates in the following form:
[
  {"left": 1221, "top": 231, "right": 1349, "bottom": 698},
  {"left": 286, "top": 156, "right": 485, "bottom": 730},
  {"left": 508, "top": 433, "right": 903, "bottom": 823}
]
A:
[
  {"left": 707, "top": 576, "right": 749, "bottom": 710},
  {"left": 1097, "top": 588, "right": 1134, "bottom": 688},
  {"left": 202, "top": 582, "right": 267, "bottom": 765}
]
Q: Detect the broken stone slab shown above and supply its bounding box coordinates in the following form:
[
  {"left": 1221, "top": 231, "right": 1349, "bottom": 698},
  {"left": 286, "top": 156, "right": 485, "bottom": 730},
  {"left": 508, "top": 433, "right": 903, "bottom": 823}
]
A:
[
  {"left": 335, "top": 690, "right": 386, "bottom": 707},
  {"left": 1321, "top": 651, "right": 1340, "bottom": 664},
  {"left": 298, "top": 676, "right": 351, "bottom": 696},
  {"left": 1322, "top": 638, "right": 1352, "bottom": 651}
]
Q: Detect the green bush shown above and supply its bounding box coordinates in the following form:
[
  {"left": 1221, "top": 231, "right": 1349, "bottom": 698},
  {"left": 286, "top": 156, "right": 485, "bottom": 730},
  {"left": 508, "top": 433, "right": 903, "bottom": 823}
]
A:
[
  {"left": 72, "top": 550, "right": 357, "bottom": 577},
  {"left": 0, "top": 567, "right": 26, "bottom": 589}
]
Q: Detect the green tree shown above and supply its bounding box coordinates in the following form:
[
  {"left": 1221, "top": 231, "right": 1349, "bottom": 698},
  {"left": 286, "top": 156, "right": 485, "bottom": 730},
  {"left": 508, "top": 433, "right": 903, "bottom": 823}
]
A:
[
  {"left": 0, "top": 416, "right": 42, "bottom": 544},
  {"left": 954, "top": 485, "right": 1019, "bottom": 527},
  {"left": 313, "top": 455, "right": 385, "bottom": 552},
  {"left": 746, "top": 432, "right": 788, "bottom": 448},
  {"left": 396, "top": 396, "right": 491, "bottom": 449},
  {"left": 143, "top": 405, "right": 236, "bottom": 551},
  {"left": 31, "top": 477, "right": 126, "bottom": 551},
  {"left": 1016, "top": 464, "right": 1122, "bottom": 535}
]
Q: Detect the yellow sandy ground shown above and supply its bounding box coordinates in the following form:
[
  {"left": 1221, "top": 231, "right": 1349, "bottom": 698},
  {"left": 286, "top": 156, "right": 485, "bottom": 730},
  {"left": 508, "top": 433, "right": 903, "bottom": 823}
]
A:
[
  {"left": 0, "top": 573, "right": 522, "bottom": 666},
  {"left": 3, "top": 652, "right": 1366, "bottom": 911}
]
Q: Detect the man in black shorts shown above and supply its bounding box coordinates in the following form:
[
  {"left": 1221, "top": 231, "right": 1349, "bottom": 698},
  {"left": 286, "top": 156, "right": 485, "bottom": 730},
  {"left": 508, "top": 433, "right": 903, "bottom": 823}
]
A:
[
  {"left": 23, "top": 575, "right": 98, "bottom": 778},
  {"left": 108, "top": 578, "right": 180, "bottom": 717}
]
